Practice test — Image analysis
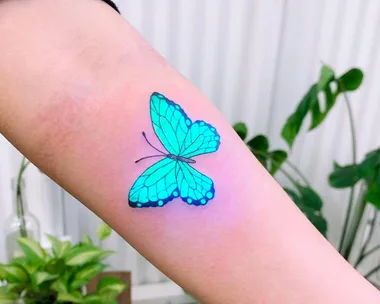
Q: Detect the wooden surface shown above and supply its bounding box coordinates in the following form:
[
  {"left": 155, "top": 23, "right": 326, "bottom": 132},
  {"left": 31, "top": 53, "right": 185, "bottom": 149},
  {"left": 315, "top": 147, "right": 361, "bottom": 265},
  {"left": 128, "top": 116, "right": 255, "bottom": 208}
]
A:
[{"left": 87, "top": 271, "right": 131, "bottom": 304}]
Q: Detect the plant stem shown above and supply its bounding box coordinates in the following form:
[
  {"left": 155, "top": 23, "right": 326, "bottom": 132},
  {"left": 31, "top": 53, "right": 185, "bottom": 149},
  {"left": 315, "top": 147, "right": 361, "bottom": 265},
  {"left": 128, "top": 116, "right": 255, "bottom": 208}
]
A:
[
  {"left": 341, "top": 184, "right": 367, "bottom": 260},
  {"left": 364, "top": 264, "right": 380, "bottom": 279},
  {"left": 278, "top": 167, "right": 299, "bottom": 188},
  {"left": 285, "top": 159, "right": 311, "bottom": 187},
  {"left": 357, "top": 244, "right": 380, "bottom": 266},
  {"left": 16, "top": 157, "right": 30, "bottom": 238},
  {"left": 337, "top": 86, "right": 358, "bottom": 254},
  {"left": 355, "top": 210, "right": 378, "bottom": 268},
  {"left": 339, "top": 91, "right": 356, "bottom": 164},
  {"left": 342, "top": 91, "right": 357, "bottom": 164},
  {"left": 339, "top": 188, "right": 356, "bottom": 253}
]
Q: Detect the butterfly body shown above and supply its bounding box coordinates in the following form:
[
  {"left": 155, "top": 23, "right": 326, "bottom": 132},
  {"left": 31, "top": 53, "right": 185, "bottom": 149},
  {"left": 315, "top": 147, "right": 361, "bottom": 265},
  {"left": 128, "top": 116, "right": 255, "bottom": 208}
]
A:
[
  {"left": 166, "top": 154, "right": 196, "bottom": 163},
  {"left": 129, "top": 93, "right": 220, "bottom": 208}
]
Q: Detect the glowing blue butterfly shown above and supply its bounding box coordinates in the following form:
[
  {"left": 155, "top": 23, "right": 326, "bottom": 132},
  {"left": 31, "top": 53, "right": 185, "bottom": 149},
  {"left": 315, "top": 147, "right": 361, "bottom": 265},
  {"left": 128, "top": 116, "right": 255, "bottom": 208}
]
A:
[{"left": 129, "top": 92, "right": 221, "bottom": 208}]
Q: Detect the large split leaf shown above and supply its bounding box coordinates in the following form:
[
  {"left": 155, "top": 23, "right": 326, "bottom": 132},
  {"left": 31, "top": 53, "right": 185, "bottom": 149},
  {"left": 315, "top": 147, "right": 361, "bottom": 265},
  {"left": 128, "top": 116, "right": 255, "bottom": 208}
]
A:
[{"left": 282, "top": 65, "right": 364, "bottom": 148}]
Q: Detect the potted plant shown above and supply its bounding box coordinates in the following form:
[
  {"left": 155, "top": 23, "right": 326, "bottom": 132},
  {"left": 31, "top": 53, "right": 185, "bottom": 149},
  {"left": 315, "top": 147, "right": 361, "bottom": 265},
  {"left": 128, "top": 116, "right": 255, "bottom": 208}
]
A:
[
  {"left": 0, "top": 221, "right": 128, "bottom": 303},
  {"left": 233, "top": 64, "right": 380, "bottom": 280}
]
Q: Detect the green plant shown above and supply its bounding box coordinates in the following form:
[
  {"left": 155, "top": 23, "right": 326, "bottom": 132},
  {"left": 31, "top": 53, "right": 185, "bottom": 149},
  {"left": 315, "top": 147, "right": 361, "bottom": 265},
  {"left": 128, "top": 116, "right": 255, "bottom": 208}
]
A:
[
  {"left": 0, "top": 223, "right": 126, "bottom": 303},
  {"left": 234, "top": 64, "right": 380, "bottom": 278}
]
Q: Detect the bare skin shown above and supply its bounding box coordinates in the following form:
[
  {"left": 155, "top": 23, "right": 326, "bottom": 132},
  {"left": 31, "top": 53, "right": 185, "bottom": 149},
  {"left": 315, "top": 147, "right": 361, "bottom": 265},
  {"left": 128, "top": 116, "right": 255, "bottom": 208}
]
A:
[{"left": 0, "top": 0, "right": 379, "bottom": 303}]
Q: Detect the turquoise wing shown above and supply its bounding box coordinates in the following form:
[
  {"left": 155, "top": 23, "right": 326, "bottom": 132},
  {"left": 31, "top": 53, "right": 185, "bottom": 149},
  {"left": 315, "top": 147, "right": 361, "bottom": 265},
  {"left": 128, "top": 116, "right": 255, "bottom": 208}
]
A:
[
  {"left": 150, "top": 93, "right": 192, "bottom": 155},
  {"left": 179, "top": 120, "right": 221, "bottom": 158},
  {"left": 176, "top": 162, "right": 215, "bottom": 206},
  {"left": 129, "top": 158, "right": 180, "bottom": 208}
]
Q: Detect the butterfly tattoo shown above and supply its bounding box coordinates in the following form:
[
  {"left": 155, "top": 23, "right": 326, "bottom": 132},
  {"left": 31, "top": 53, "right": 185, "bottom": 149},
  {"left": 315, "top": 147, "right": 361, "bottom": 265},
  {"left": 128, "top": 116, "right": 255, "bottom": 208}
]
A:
[{"left": 128, "top": 92, "right": 221, "bottom": 208}]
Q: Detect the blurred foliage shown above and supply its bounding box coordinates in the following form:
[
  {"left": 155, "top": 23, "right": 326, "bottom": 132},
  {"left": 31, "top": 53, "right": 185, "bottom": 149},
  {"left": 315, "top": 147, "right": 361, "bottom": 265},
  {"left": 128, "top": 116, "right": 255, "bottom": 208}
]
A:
[{"left": 0, "top": 223, "right": 125, "bottom": 303}]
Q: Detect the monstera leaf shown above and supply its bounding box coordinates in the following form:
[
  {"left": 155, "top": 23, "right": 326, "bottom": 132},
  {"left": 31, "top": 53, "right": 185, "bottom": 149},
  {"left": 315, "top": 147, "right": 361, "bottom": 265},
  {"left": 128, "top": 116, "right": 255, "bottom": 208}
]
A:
[{"left": 282, "top": 65, "right": 364, "bottom": 148}]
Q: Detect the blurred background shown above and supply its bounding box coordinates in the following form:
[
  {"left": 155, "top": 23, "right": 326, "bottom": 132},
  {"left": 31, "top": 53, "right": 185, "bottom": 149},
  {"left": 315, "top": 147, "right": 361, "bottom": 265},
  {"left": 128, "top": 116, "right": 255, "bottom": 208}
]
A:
[{"left": 1, "top": 0, "right": 380, "bottom": 303}]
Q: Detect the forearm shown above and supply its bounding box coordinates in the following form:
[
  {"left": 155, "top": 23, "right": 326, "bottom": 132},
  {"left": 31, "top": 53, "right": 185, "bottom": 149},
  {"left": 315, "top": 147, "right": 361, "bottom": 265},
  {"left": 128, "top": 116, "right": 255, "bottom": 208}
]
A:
[{"left": 0, "top": 1, "right": 379, "bottom": 303}]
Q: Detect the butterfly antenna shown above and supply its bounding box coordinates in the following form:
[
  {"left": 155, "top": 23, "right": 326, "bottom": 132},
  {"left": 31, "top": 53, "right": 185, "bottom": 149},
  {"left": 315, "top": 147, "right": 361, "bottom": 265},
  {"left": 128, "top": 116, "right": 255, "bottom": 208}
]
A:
[
  {"left": 141, "top": 131, "right": 166, "bottom": 155},
  {"left": 135, "top": 154, "right": 165, "bottom": 163}
]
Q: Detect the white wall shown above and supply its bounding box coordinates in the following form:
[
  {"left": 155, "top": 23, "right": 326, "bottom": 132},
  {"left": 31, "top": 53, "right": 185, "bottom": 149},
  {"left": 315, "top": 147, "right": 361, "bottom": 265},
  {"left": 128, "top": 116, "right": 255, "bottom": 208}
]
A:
[{"left": 1, "top": 0, "right": 380, "bottom": 286}]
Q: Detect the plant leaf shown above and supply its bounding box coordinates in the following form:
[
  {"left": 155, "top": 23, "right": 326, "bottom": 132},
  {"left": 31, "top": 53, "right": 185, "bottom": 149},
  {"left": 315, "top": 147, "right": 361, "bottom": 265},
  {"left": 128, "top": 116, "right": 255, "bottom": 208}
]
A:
[
  {"left": 0, "top": 265, "right": 6, "bottom": 280},
  {"left": 366, "top": 174, "right": 380, "bottom": 209},
  {"left": 47, "top": 234, "right": 62, "bottom": 257},
  {"left": 358, "top": 148, "right": 380, "bottom": 181},
  {"left": 296, "top": 185, "right": 323, "bottom": 211},
  {"left": 284, "top": 188, "right": 302, "bottom": 206},
  {"left": 97, "top": 276, "right": 126, "bottom": 298},
  {"left": 254, "top": 154, "right": 268, "bottom": 169},
  {"left": 0, "top": 264, "right": 28, "bottom": 283},
  {"left": 247, "top": 135, "right": 270, "bottom": 169},
  {"left": 0, "top": 287, "right": 16, "bottom": 304},
  {"left": 282, "top": 66, "right": 363, "bottom": 148},
  {"left": 57, "top": 291, "right": 83, "bottom": 303},
  {"left": 337, "top": 68, "right": 364, "bottom": 91},
  {"left": 233, "top": 122, "right": 248, "bottom": 140},
  {"left": 70, "top": 263, "right": 107, "bottom": 290},
  {"left": 17, "top": 238, "right": 45, "bottom": 265},
  {"left": 45, "top": 258, "right": 66, "bottom": 276},
  {"left": 4, "top": 283, "right": 24, "bottom": 293},
  {"left": 60, "top": 241, "right": 72, "bottom": 258},
  {"left": 65, "top": 246, "right": 107, "bottom": 266},
  {"left": 309, "top": 83, "right": 337, "bottom": 130},
  {"left": 33, "top": 271, "right": 58, "bottom": 286},
  {"left": 11, "top": 257, "right": 38, "bottom": 277},
  {"left": 97, "top": 222, "right": 113, "bottom": 241},
  {"left": 51, "top": 278, "right": 68, "bottom": 293},
  {"left": 247, "top": 135, "right": 269, "bottom": 152},
  {"left": 47, "top": 234, "right": 60, "bottom": 254},
  {"left": 96, "top": 250, "right": 115, "bottom": 261},
  {"left": 47, "top": 235, "right": 72, "bottom": 259},
  {"left": 269, "top": 150, "right": 287, "bottom": 175},
  {"left": 281, "top": 84, "right": 318, "bottom": 148},
  {"left": 328, "top": 163, "right": 360, "bottom": 188},
  {"left": 82, "top": 234, "right": 93, "bottom": 245},
  {"left": 304, "top": 209, "right": 328, "bottom": 237},
  {"left": 84, "top": 294, "right": 106, "bottom": 304},
  {"left": 285, "top": 188, "right": 327, "bottom": 236},
  {"left": 318, "top": 65, "right": 335, "bottom": 90}
]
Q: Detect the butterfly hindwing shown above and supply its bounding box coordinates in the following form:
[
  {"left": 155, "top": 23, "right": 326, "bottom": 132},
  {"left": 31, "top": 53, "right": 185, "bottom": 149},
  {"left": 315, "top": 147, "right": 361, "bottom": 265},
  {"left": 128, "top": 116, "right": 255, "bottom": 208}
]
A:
[
  {"left": 129, "top": 158, "right": 180, "bottom": 208},
  {"left": 176, "top": 162, "right": 215, "bottom": 206},
  {"left": 150, "top": 93, "right": 191, "bottom": 155}
]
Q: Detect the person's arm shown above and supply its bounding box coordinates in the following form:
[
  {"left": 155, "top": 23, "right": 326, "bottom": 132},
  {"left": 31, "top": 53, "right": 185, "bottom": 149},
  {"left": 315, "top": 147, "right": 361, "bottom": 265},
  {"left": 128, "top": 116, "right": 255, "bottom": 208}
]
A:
[{"left": 0, "top": 1, "right": 378, "bottom": 303}]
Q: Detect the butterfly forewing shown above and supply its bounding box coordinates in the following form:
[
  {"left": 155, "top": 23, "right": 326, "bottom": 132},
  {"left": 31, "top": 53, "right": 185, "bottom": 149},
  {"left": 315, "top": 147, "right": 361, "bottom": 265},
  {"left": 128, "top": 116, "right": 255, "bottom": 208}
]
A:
[
  {"left": 179, "top": 120, "right": 221, "bottom": 158},
  {"left": 150, "top": 93, "right": 191, "bottom": 156}
]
